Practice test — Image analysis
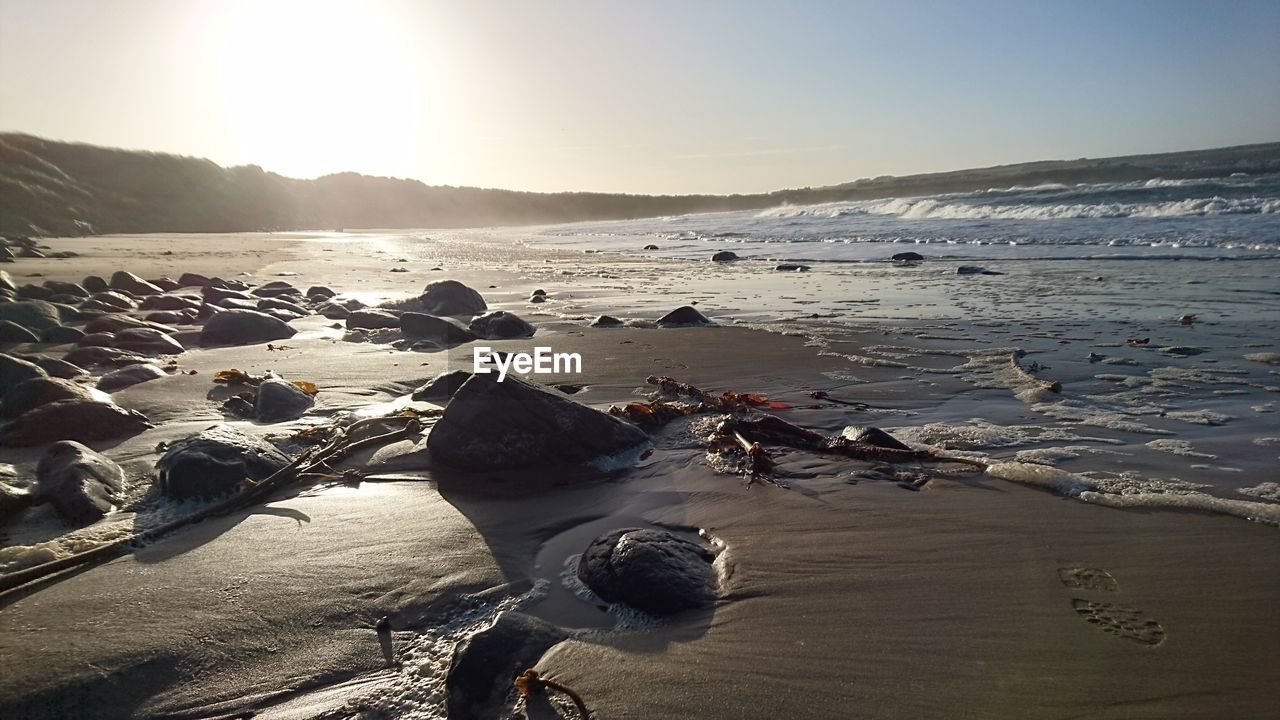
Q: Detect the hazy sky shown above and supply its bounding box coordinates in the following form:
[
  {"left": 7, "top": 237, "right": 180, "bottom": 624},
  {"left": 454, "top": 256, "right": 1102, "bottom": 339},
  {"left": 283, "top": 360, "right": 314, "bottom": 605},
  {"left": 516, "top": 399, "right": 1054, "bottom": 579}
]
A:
[{"left": 2, "top": 0, "right": 1278, "bottom": 194}]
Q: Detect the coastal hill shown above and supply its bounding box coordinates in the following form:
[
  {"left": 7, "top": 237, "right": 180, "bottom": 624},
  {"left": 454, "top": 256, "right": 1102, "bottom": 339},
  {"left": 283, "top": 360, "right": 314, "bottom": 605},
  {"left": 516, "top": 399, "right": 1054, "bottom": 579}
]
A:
[{"left": 2, "top": 132, "right": 1278, "bottom": 236}]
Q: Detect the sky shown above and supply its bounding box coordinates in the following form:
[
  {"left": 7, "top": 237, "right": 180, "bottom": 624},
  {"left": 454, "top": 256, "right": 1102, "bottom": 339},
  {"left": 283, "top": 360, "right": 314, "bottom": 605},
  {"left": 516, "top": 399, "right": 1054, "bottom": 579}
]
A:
[{"left": 1, "top": 0, "right": 1278, "bottom": 195}]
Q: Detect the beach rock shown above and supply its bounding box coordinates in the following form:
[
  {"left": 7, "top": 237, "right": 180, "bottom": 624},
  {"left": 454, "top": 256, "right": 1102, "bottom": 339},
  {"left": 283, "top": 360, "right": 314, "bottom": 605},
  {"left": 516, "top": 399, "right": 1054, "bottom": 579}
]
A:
[
  {"left": 42, "top": 280, "right": 89, "bottom": 297},
  {"left": 841, "top": 426, "right": 912, "bottom": 451},
  {"left": 140, "top": 295, "right": 200, "bottom": 311},
  {"left": 306, "top": 285, "right": 336, "bottom": 299},
  {"left": 445, "top": 611, "right": 568, "bottom": 720},
  {"left": 427, "top": 373, "right": 649, "bottom": 469},
  {"left": 81, "top": 275, "right": 109, "bottom": 293},
  {"left": 1, "top": 353, "right": 48, "bottom": 396},
  {"left": 16, "top": 284, "right": 54, "bottom": 300},
  {"left": 76, "top": 332, "right": 115, "bottom": 348},
  {"left": 775, "top": 263, "right": 810, "bottom": 272},
  {"left": 531, "top": 289, "right": 546, "bottom": 297},
  {"left": 0, "top": 299, "right": 62, "bottom": 332},
  {"left": 1244, "top": 352, "right": 1280, "bottom": 365},
  {"left": 346, "top": 308, "right": 402, "bottom": 330},
  {"left": 411, "top": 370, "right": 473, "bottom": 401},
  {"left": 201, "top": 309, "right": 296, "bottom": 346},
  {"left": 154, "top": 424, "right": 290, "bottom": 500},
  {"left": 144, "top": 311, "right": 194, "bottom": 326},
  {"left": 467, "top": 311, "right": 535, "bottom": 339},
  {"left": 202, "top": 285, "right": 256, "bottom": 305},
  {"left": 0, "top": 376, "right": 94, "bottom": 417},
  {"left": 643, "top": 244, "right": 660, "bottom": 250},
  {"left": 150, "top": 277, "right": 181, "bottom": 292},
  {"left": 529, "top": 294, "right": 545, "bottom": 304},
  {"left": 13, "top": 353, "right": 84, "bottom": 379},
  {"left": 215, "top": 297, "right": 259, "bottom": 311},
  {"left": 711, "top": 251, "right": 740, "bottom": 262},
  {"left": 419, "top": 280, "right": 487, "bottom": 316},
  {"left": 86, "top": 314, "right": 174, "bottom": 335},
  {"left": 0, "top": 320, "right": 39, "bottom": 344},
  {"left": 111, "top": 328, "right": 185, "bottom": 355},
  {"left": 0, "top": 270, "right": 15, "bottom": 293},
  {"left": 207, "top": 277, "right": 251, "bottom": 292},
  {"left": 577, "top": 528, "right": 717, "bottom": 615},
  {"left": 254, "top": 378, "right": 315, "bottom": 422},
  {"left": 956, "top": 265, "right": 1004, "bottom": 276},
  {"left": 88, "top": 291, "right": 136, "bottom": 310},
  {"left": 177, "top": 272, "right": 211, "bottom": 287},
  {"left": 316, "top": 301, "right": 351, "bottom": 320},
  {"left": 78, "top": 299, "right": 126, "bottom": 314},
  {"left": 63, "top": 346, "right": 150, "bottom": 369},
  {"left": 257, "top": 297, "right": 308, "bottom": 316},
  {"left": 2, "top": 399, "right": 152, "bottom": 447},
  {"left": 657, "top": 306, "right": 711, "bottom": 327},
  {"left": 591, "top": 314, "right": 624, "bottom": 327},
  {"left": 109, "top": 271, "right": 163, "bottom": 296},
  {"left": 19, "top": 247, "right": 45, "bottom": 258},
  {"left": 0, "top": 476, "right": 34, "bottom": 519},
  {"left": 399, "top": 312, "right": 476, "bottom": 344},
  {"left": 250, "top": 281, "right": 299, "bottom": 298},
  {"left": 97, "top": 363, "right": 167, "bottom": 393},
  {"left": 39, "top": 325, "right": 85, "bottom": 344},
  {"left": 34, "top": 441, "right": 124, "bottom": 526},
  {"left": 262, "top": 308, "right": 304, "bottom": 323},
  {"left": 892, "top": 251, "right": 924, "bottom": 263}
]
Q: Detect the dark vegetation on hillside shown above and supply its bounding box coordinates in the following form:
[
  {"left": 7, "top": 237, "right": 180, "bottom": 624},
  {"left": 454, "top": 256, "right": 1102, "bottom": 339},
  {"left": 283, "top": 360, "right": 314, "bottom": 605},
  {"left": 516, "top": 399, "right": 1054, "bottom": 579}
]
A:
[{"left": 2, "top": 132, "right": 1278, "bottom": 236}]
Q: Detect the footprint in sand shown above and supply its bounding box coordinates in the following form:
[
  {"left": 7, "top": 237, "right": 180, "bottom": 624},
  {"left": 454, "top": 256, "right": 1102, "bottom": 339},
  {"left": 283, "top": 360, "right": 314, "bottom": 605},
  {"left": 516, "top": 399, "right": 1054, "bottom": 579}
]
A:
[
  {"left": 1057, "top": 566, "right": 1120, "bottom": 592},
  {"left": 1070, "top": 599, "right": 1167, "bottom": 646}
]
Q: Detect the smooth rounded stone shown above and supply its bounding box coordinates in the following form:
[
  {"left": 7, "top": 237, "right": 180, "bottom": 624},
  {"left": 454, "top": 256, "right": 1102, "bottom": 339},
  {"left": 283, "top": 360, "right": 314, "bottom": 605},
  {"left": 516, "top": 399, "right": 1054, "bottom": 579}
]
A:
[
  {"left": 254, "top": 378, "right": 316, "bottom": 422},
  {"left": 410, "top": 370, "right": 473, "bottom": 401},
  {"left": 1, "top": 353, "right": 48, "bottom": 396},
  {"left": 76, "top": 332, "right": 116, "bottom": 348},
  {"left": 0, "top": 299, "right": 63, "bottom": 332},
  {"left": 419, "top": 280, "right": 487, "bottom": 316},
  {"left": 250, "top": 281, "right": 298, "bottom": 298},
  {"left": 97, "top": 363, "right": 167, "bottom": 393},
  {"left": 711, "top": 250, "right": 740, "bottom": 262},
  {"left": 2, "top": 398, "right": 152, "bottom": 447},
  {"left": 643, "top": 244, "right": 660, "bottom": 250},
  {"left": 197, "top": 302, "right": 223, "bottom": 320},
  {"left": 81, "top": 275, "right": 109, "bottom": 293},
  {"left": 86, "top": 314, "right": 175, "bottom": 335},
  {"left": 528, "top": 294, "right": 545, "bottom": 304},
  {"left": 0, "top": 376, "right": 95, "bottom": 417},
  {"left": 13, "top": 353, "right": 84, "bottom": 379},
  {"left": 42, "top": 280, "right": 89, "bottom": 297},
  {"left": 316, "top": 301, "right": 351, "bottom": 320},
  {"left": 656, "top": 306, "right": 711, "bottom": 327},
  {"left": 0, "top": 320, "right": 40, "bottom": 343},
  {"left": 139, "top": 294, "right": 200, "bottom": 311},
  {"left": 200, "top": 309, "right": 296, "bottom": 346},
  {"left": 891, "top": 251, "right": 925, "bottom": 263},
  {"left": 0, "top": 478, "right": 34, "bottom": 519},
  {"left": 257, "top": 297, "right": 309, "bottom": 315},
  {"left": 0, "top": 270, "right": 15, "bottom": 293},
  {"left": 154, "top": 424, "right": 289, "bottom": 500},
  {"left": 591, "top": 314, "right": 624, "bottom": 328},
  {"left": 399, "top": 312, "right": 476, "bottom": 344},
  {"left": 427, "top": 373, "right": 649, "bottom": 469},
  {"left": 149, "top": 277, "right": 182, "bottom": 292},
  {"left": 88, "top": 290, "right": 137, "bottom": 310},
  {"left": 445, "top": 611, "right": 567, "bottom": 720},
  {"left": 956, "top": 265, "right": 1004, "bottom": 276},
  {"left": 215, "top": 297, "right": 259, "bottom": 311},
  {"left": 16, "top": 283, "right": 54, "bottom": 300},
  {"left": 306, "top": 285, "right": 336, "bottom": 299},
  {"left": 841, "top": 426, "right": 911, "bottom": 451},
  {"left": 78, "top": 298, "right": 128, "bottom": 314},
  {"left": 63, "top": 346, "right": 150, "bottom": 369},
  {"left": 346, "top": 308, "right": 402, "bottom": 330},
  {"left": 39, "top": 325, "right": 85, "bottom": 344},
  {"left": 776, "top": 263, "right": 810, "bottom": 272},
  {"left": 34, "top": 441, "right": 125, "bottom": 526},
  {"left": 46, "top": 293, "right": 89, "bottom": 306},
  {"left": 109, "top": 270, "right": 163, "bottom": 295},
  {"left": 207, "top": 276, "right": 251, "bottom": 291},
  {"left": 18, "top": 247, "right": 45, "bottom": 258},
  {"left": 201, "top": 285, "right": 256, "bottom": 304},
  {"left": 262, "top": 308, "right": 304, "bottom": 322},
  {"left": 467, "top": 311, "right": 534, "bottom": 339},
  {"left": 577, "top": 528, "right": 717, "bottom": 615},
  {"left": 177, "top": 272, "right": 211, "bottom": 287},
  {"left": 531, "top": 288, "right": 547, "bottom": 297},
  {"left": 144, "top": 310, "right": 194, "bottom": 325}
]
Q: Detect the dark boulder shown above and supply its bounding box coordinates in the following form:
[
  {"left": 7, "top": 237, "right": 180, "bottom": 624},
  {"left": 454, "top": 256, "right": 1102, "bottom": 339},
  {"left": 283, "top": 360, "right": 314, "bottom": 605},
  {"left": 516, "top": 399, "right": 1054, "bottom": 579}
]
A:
[
  {"left": 400, "top": 313, "right": 476, "bottom": 344},
  {"left": 201, "top": 285, "right": 256, "bottom": 304},
  {"left": 254, "top": 378, "right": 315, "bottom": 422},
  {"left": 427, "top": 373, "right": 649, "bottom": 469},
  {"left": 257, "top": 297, "right": 308, "bottom": 315},
  {"left": 111, "top": 328, "right": 185, "bottom": 355},
  {"left": 891, "top": 251, "right": 924, "bottom": 263},
  {"left": 39, "top": 325, "right": 85, "bottom": 344},
  {"left": 154, "top": 424, "right": 289, "bottom": 500},
  {"left": 419, "top": 280, "right": 487, "bottom": 316},
  {"left": 0, "top": 299, "right": 63, "bottom": 332},
  {"left": 410, "top": 370, "right": 473, "bottom": 401},
  {"left": 149, "top": 277, "right": 181, "bottom": 292},
  {"left": 250, "top": 281, "right": 299, "bottom": 298},
  {"left": 841, "top": 426, "right": 912, "bottom": 451},
  {"left": 109, "top": 271, "right": 163, "bottom": 296},
  {"left": 177, "top": 272, "right": 211, "bottom": 287},
  {"left": 81, "top": 275, "right": 109, "bottom": 293},
  {"left": 34, "top": 441, "right": 125, "bottom": 526},
  {"left": 0, "top": 376, "right": 95, "bottom": 417},
  {"left": 86, "top": 314, "right": 174, "bottom": 335},
  {"left": 578, "top": 528, "right": 718, "bottom": 615},
  {"left": 1, "top": 353, "right": 48, "bottom": 396},
  {"left": 42, "top": 280, "right": 89, "bottom": 297},
  {"left": 306, "top": 285, "right": 336, "bottom": 299},
  {"left": 201, "top": 309, "right": 296, "bottom": 346},
  {"left": 445, "top": 612, "right": 567, "bottom": 720},
  {"left": 316, "top": 301, "right": 351, "bottom": 320},
  {"left": 144, "top": 311, "right": 194, "bottom": 325},
  {"left": 87, "top": 291, "right": 136, "bottom": 310},
  {"left": 711, "top": 251, "right": 740, "bottom": 262},
  {"left": 2, "top": 399, "right": 152, "bottom": 447},
  {"left": 215, "top": 297, "right": 259, "bottom": 311},
  {"left": 0, "top": 320, "right": 39, "bottom": 344},
  {"left": 16, "top": 284, "right": 54, "bottom": 300},
  {"left": 345, "top": 308, "right": 401, "bottom": 330},
  {"left": 956, "top": 265, "right": 1005, "bottom": 276},
  {"left": 63, "top": 346, "right": 150, "bottom": 369},
  {"left": 591, "top": 314, "right": 624, "bottom": 328},
  {"left": 97, "top": 364, "right": 167, "bottom": 393},
  {"left": 643, "top": 244, "right": 660, "bottom": 250},
  {"left": 0, "top": 270, "right": 15, "bottom": 293},
  {"left": 13, "top": 353, "right": 84, "bottom": 379},
  {"left": 140, "top": 295, "right": 200, "bottom": 311},
  {"left": 468, "top": 311, "right": 535, "bottom": 339},
  {"left": 775, "top": 263, "right": 810, "bottom": 272},
  {"left": 657, "top": 306, "right": 711, "bottom": 327}
]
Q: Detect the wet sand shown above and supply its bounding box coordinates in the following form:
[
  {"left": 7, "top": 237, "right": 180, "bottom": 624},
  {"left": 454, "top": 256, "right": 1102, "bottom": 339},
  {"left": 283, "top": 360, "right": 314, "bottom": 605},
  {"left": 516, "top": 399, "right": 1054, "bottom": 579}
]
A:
[{"left": 1, "top": 231, "right": 1278, "bottom": 719}]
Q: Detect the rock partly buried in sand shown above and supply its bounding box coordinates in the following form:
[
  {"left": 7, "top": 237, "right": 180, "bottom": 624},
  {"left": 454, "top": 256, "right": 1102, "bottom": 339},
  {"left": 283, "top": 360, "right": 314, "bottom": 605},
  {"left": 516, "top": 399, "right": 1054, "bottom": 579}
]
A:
[
  {"left": 644, "top": 244, "right": 660, "bottom": 250},
  {"left": 841, "top": 426, "right": 912, "bottom": 451},
  {"left": 419, "top": 280, "right": 487, "bottom": 316},
  {"left": 39, "top": 325, "right": 86, "bottom": 344},
  {"left": 427, "top": 373, "right": 649, "bottom": 469},
  {"left": 591, "top": 314, "right": 624, "bottom": 327},
  {"left": 14, "top": 353, "right": 84, "bottom": 379},
  {"left": 1244, "top": 352, "right": 1280, "bottom": 365},
  {"left": 399, "top": 312, "right": 476, "bottom": 344},
  {"left": 956, "top": 265, "right": 1005, "bottom": 276},
  {"left": 155, "top": 424, "right": 290, "bottom": 500},
  {"left": 97, "top": 363, "right": 167, "bottom": 393},
  {"left": 2, "top": 399, "right": 152, "bottom": 447},
  {"left": 467, "top": 311, "right": 535, "bottom": 339},
  {"left": 0, "top": 376, "right": 96, "bottom": 417},
  {"left": 1, "top": 353, "right": 48, "bottom": 396},
  {"left": 109, "top": 270, "right": 163, "bottom": 296},
  {"left": 0, "top": 320, "right": 40, "bottom": 343},
  {"left": 892, "top": 251, "right": 924, "bottom": 263},
  {"left": 775, "top": 263, "right": 810, "bottom": 272},
  {"left": 345, "top": 308, "right": 401, "bottom": 330},
  {"left": 112, "top": 328, "right": 185, "bottom": 355},
  {"left": 63, "top": 346, "right": 150, "bottom": 369},
  {"left": 445, "top": 611, "right": 568, "bottom": 720},
  {"left": 577, "top": 527, "right": 717, "bottom": 615},
  {"left": 411, "top": 370, "right": 472, "bottom": 401},
  {"left": 34, "top": 441, "right": 125, "bottom": 526},
  {"left": 0, "top": 299, "right": 63, "bottom": 333},
  {"left": 254, "top": 378, "right": 315, "bottom": 422},
  {"left": 657, "top": 306, "right": 711, "bottom": 327},
  {"left": 711, "top": 250, "right": 740, "bottom": 262},
  {"left": 201, "top": 309, "right": 296, "bottom": 346}
]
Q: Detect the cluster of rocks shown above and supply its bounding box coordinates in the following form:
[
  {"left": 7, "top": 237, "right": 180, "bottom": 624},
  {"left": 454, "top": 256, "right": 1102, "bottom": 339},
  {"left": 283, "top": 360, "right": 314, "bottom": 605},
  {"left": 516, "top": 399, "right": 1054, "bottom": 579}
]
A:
[
  {"left": 342, "top": 280, "right": 537, "bottom": 348},
  {"left": 0, "top": 235, "right": 77, "bottom": 263}
]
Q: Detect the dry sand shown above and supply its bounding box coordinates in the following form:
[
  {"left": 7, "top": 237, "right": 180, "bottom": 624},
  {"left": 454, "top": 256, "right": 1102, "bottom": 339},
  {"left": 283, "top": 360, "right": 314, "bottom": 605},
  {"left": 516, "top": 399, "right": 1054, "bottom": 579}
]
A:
[{"left": 1, "top": 231, "right": 1277, "bottom": 719}]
